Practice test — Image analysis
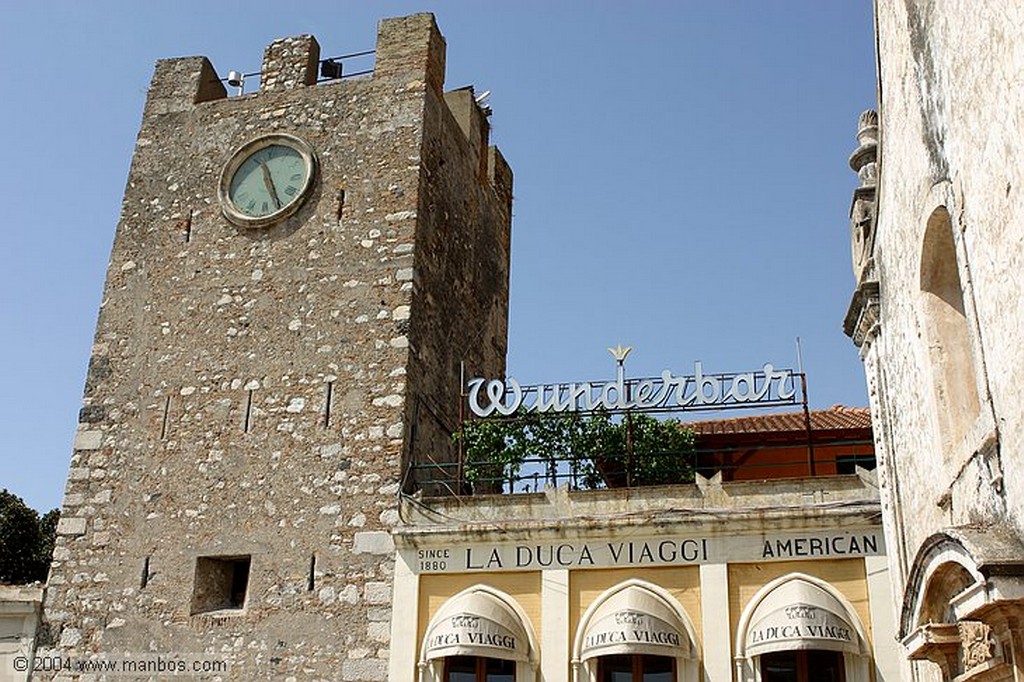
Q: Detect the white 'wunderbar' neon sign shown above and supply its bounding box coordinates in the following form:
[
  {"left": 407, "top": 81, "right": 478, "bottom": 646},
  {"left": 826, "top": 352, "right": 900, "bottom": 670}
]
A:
[{"left": 466, "top": 361, "right": 798, "bottom": 417}]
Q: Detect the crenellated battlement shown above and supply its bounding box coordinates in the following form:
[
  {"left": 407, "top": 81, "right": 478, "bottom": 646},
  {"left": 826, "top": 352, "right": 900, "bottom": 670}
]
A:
[
  {"left": 260, "top": 34, "right": 320, "bottom": 91},
  {"left": 141, "top": 14, "right": 510, "bottom": 201}
]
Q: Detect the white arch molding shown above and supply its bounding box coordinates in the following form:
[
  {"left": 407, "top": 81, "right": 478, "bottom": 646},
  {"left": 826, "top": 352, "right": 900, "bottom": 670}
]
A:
[
  {"left": 734, "top": 573, "right": 871, "bottom": 682},
  {"left": 896, "top": 530, "right": 1024, "bottom": 680},
  {"left": 903, "top": 535, "right": 984, "bottom": 636},
  {"left": 571, "top": 579, "right": 699, "bottom": 682},
  {"left": 419, "top": 585, "right": 540, "bottom": 682}
]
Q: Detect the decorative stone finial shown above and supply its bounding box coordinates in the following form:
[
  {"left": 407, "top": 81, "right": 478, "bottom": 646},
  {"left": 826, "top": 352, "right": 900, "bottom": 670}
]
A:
[
  {"left": 856, "top": 109, "right": 880, "bottom": 133},
  {"left": 849, "top": 109, "right": 879, "bottom": 186}
]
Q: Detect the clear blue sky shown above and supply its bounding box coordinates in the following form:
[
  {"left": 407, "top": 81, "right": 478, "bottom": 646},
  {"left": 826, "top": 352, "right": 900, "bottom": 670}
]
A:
[{"left": 0, "top": 1, "right": 876, "bottom": 512}]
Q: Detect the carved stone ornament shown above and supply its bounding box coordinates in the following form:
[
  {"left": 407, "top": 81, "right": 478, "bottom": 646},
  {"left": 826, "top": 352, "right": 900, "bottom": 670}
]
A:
[
  {"left": 959, "top": 620, "right": 996, "bottom": 671},
  {"left": 848, "top": 109, "right": 879, "bottom": 283},
  {"left": 850, "top": 191, "right": 875, "bottom": 276},
  {"left": 843, "top": 280, "right": 880, "bottom": 349}
]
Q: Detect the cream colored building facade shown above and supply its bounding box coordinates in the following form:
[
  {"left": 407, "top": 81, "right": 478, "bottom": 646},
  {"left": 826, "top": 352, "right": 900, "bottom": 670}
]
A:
[
  {"left": 845, "top": 2, "right": 1024, "bottom": 681},
  {"left": 390, "top": 466, "right": 901, "bottom": 682}
]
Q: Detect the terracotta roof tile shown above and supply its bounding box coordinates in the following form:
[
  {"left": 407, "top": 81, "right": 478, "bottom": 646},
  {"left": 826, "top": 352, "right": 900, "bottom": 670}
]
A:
[{"left": 684, "top": 405, "right": 871, "bottom": 436}]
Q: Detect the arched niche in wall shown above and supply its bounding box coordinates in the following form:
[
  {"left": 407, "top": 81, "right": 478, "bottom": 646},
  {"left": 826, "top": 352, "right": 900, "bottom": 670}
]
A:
[
  {"left": 918, "top": 184, "right": 982, "bottom": 452},
  {"left": 735, "top": 573, "right": 870, "bottom": 682},
  {"left": 572, "top": 579, "right": 699, "bottom": 682},
  {"left": 419, "top": 585, "right": 539, "bottom": 682}
]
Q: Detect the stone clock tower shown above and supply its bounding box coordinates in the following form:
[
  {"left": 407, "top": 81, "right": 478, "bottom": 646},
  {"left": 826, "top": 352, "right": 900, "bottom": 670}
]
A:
[{"left": 39, "top": 13, "right": 511, "bottom": 680}]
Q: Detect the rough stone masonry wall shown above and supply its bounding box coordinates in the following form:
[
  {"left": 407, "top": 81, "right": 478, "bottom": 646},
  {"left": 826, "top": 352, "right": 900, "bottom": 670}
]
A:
[
  {"left": 40, "top": 13, "right": 508, "bottom": 681},
  {"left": 403, "top": 85, "right": 513, "bottom": 492},
  {"left": 870, "top": 0, "right": 1024, "bottom": 595}
]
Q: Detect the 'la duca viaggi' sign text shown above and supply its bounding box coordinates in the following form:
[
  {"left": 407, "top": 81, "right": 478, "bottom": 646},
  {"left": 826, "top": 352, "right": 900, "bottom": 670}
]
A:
[
  {"left": 466, "top": 360, "right": 799, "bottom": 417},
  {"left": 407, "top": 530, "right": 884, "bottom": 574}
]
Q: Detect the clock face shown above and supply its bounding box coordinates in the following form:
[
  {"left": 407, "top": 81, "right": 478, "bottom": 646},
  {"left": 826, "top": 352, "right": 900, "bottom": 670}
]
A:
[{"left": 219, "top": 134, "right": 316, "bottom": 228}]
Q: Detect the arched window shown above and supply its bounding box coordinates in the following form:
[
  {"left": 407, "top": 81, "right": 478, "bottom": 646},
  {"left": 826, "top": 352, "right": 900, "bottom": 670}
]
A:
[
  {"left": 735, "top": 574, "right": 870, "bottom": 682},
  {"left": 920, "top": 205, "right": 980, "bottom": 448},
  {"left": 420, "top": 586, "right": 538, "bottom": 682},
  {"left": 573, "top": 580, "right": 698, "bottom": 682}
]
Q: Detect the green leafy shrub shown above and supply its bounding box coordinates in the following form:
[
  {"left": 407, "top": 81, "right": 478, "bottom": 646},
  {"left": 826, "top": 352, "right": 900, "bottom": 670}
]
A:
[{"left": 454, "top": 412, "right": 695, "bottom": 492}]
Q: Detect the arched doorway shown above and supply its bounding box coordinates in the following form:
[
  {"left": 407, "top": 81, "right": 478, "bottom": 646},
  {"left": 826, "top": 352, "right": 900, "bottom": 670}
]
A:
[
  {"left": 572, "top": 579, "right": 699, "bottom": 682},
  {"left": 735, "top": 573, "right": 870, "bottom": 682},
  {"left": 419, "top": 585, "right": 539, "bottom": 682}
]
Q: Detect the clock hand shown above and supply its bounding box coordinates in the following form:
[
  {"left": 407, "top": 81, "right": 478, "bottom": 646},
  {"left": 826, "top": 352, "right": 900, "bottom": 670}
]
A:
[{"left": 258, "top": 160, "right": 283, "bottom": 210}]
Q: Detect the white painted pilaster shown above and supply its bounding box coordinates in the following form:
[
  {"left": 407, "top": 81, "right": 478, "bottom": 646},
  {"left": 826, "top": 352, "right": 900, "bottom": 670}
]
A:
[
  {"left": 541, "top": 569, "right": 570, "bottom": 682},
  {"left": 865, "top": 555, "right": 901, "bottom": 682},
  {"left": 388, "top": 551, "right": 420, "bottom": 682},
  {"left": 700, "top": 562, "right": 732, "bottom": 682}
]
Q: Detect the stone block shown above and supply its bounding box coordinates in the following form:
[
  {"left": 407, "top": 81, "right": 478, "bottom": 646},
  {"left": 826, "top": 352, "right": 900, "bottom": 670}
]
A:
[
  {"left": 73, "top": 431, "right": 103, "bottom": 451},
  {"left": 342, "top": 659, "right": 387, "bottom": 681},
  {"left": 367, "top": 621, "right": 390, "bottom": 642},
  {"left": 353, "top": 531, "right": 394, "bottom": 555},
  {"left": 367, "top": 607, "right": 391, "bottom": 622},
  {"left": 62, "top": 493, "right": 85, "bottom": 507},
  {"left": 364, "top": 582, "right": 391, "bottom": 605},
  {"left": 56, "top": 517, "right": 87, "bottom": 536},
  {"left": 58, "top": 627, "right": 82, "bottom": 647},
  {"left": 67, "top": 467, "right": 89, "bottom": 481}
]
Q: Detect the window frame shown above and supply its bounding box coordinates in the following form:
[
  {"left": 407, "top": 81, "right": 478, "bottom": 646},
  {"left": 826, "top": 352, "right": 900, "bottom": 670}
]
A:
[
  {"left": 442, "top": 655, "right": 516, "bottom": 682},
  {"left": 758, "top": 649, "right": 846, "bottom": 682},
  {"left": 597, "top": 653, "right": 677, "bottom": 682}
]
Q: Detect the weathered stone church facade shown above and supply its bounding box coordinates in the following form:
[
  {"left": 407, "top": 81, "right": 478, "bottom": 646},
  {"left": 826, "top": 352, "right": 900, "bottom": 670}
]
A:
[{"left": 845, "top": 2, "right": 1024, "bottom": 681}]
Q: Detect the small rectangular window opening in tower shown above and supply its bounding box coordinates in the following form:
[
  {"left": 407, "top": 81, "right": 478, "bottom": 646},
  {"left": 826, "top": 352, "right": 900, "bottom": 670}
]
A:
[
  {"left": 323, "top": 382, "right": 333, "bottom": 428},
  {"left": 336, "top": 189, "right": 345, "bottom": 222},
  {"left": 190, "top": 555, "right": 251, "bottom": 615},
  {"left": 243, "top": 390, "right": 254, "bottom": 433},
  {"left": 307, "top": 554, "right": 316, "bottom": 591}
]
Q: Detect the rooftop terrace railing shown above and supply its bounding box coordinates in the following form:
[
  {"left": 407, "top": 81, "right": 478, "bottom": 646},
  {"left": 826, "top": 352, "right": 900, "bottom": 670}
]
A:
[{"left": 407, "top": 437, "right": 876, "bottom": 497}]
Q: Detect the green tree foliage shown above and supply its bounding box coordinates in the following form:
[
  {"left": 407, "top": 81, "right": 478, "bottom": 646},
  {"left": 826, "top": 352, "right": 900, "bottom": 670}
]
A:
[
  {"left": 0, "top": 490, "right": 59, "bottom": 584},
  {"left": 582, "top": 412, "right": 697, "bottom": 487},
  {"left": 455, "top": 412, "right": 696, "bottom": 492}
]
